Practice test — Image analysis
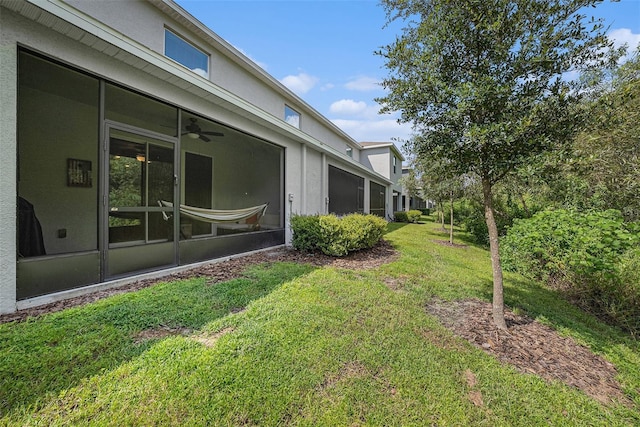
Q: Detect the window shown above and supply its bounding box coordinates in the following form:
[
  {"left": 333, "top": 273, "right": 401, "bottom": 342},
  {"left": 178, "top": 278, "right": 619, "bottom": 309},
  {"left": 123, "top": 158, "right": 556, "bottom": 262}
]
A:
[
  {"left": 164, "top": 29, "right": 209, "bottom": 78},
  {"left": 393, "top": 156, "right": 397, "bottom": 174},
  {"left": 346, "top": 147, "right": 353, "bottom": 158},
  {"left": 284, "top": 105, "right": 300, "bottom": 128}
]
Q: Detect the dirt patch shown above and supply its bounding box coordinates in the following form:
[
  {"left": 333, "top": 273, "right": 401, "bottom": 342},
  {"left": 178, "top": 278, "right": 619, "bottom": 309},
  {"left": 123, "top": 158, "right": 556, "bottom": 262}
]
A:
[
  {"left": 192, "top": 327, "right": 235, "bottom": 347},
  {"left": 0, "top": 240, "right": 398, "bottom": 325},
  {"left": 319, "top": 361, "right": 370, "bottom": 391},
  {"left": 426, "top": 298, "right": 630, "bottom": 406},
  {"left": 432, "top": 239, "right": 468, "bottom": 249},
  {"left": 133, "top": 325, "right": 193, "bottom": 344},
  {"left": 383, "top": 276, "right": 406, "bottom": 291}
]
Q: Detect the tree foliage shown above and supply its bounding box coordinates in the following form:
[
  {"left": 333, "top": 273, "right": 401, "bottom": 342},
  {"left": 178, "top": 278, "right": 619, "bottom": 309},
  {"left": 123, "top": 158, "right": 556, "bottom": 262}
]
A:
[
  {"left": 407, "top": 150, "right": 466, "bottom": 242},
  {"left": 569, "top": 48, "right": 640, "bottom": 220},
  {"left": 376, "top": 0, "right": 615, "bottom": 328},
  {"left": 505, "top": 48, "right": 640, "bottom": 220}
]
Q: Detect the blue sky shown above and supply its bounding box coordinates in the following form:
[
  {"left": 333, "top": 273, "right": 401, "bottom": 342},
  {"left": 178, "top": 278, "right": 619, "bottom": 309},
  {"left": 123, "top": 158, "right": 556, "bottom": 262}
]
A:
[{"left": 175, "top": 0, "right": 640, "bottom": 149}]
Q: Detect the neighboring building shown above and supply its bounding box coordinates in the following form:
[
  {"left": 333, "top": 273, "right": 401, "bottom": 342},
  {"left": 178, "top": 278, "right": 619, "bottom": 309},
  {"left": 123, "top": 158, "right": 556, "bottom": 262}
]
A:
[
  {"left": 400, "top": 168, "right": 432, "bottom": 211},
  {"left": 359, "top": 142, "right": 405, "bottom": 217},
  {"left": 0, "top": 0, "right": 398, "bottom": 314}
]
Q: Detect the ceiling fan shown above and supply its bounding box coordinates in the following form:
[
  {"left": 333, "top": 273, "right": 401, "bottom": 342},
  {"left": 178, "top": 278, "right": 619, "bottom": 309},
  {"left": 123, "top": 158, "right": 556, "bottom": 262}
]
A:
[{"left": 182, "top": 118, "right": 224, "bottom": 142}]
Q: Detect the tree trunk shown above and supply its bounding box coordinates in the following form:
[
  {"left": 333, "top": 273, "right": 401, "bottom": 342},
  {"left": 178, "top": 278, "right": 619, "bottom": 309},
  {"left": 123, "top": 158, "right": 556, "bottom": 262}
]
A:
[
  {"left": 449, "top": 192, "right": 454, "bottom": 244},
  {"left": 482, "top": 177, "right": 508, "bottom": 329},
  {"left": 519, "top": 193, "right": 530, "bottom": 217},
  {"left": 440, "top": 202, "right": 445, "bottom": 229}
]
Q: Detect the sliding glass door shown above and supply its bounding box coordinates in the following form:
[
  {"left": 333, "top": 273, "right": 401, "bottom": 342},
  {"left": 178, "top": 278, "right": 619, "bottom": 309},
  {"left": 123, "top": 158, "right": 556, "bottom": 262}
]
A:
[{"left": 105, "top": 126, "right": 177, "bottom": 278}]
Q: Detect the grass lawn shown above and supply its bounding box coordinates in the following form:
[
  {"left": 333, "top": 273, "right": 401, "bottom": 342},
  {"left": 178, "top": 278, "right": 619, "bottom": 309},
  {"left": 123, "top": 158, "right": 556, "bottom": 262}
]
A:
[{"left": 1, "top": 217, "right": 639, "bottom": 426}]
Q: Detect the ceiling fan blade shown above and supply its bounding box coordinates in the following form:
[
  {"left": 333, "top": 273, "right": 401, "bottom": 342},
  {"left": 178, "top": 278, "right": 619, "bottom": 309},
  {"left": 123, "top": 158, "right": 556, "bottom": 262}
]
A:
[
  {"left": 199, "top": 134, "right": 211, "bottom": 142},
  {"left": 202, "top": 131, "right": 224, "bottom": 137}
]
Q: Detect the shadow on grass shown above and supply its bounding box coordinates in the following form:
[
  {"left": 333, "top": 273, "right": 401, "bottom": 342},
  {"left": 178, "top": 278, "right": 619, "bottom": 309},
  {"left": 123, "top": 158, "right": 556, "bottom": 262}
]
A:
[
  {"left": 0, "top": 261, "right": 316, "bottom": 417},
  {"left": 385, "top": 222, "right": 409, "bottom": 233}
]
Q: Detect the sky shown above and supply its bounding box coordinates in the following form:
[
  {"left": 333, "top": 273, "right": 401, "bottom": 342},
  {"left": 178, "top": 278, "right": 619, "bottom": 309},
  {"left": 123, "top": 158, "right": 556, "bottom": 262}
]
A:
[{"left": 174, "top": 0, "right": 640, "bottom": 152}]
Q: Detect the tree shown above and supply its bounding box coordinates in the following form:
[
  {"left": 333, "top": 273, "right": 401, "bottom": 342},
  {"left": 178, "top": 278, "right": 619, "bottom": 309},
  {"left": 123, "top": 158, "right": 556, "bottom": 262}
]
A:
[
  {"left": 571, "top": 47, "right": 640, "bottom": 220},
  {"left": 518, "top": 47, "right": 640, "bottom": 219},
  {"left": 376, "top": 0, "right": 615, "bottom": 328},
  {"left": 410, "top": 152, "right": 465, "bottom": 244},
  {"left": 398, "top": 166, "right": 421, "bottom": 210}
]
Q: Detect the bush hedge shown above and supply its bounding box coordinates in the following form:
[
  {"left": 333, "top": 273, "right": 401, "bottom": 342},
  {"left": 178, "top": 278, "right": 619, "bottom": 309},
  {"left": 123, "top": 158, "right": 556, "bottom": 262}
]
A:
[
  {"left": 453, "top": 196, "right": 535, "bottom": 246},
  {"left": 500, "top": 209, "right": 640, "bottom": 336},
  {"left": 394, "top": 210, "right": 422, "bottom": 223},
  {"left": 289, "top": 214, "right": 323, "bottom": 253},
  {"left": 394, "top": 211, "right": 408, "bottom": 222},
  {"left": 291, "top": 213, "right": 387, "bottom": 257}
]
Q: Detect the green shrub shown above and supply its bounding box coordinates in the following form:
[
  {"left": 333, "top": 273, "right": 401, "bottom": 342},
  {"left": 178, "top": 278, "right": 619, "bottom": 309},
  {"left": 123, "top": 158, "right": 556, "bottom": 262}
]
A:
[
  {"left": 612, "top": 248, "right": 640, "bottom": 335},
  {"left": 420, "top": 208, "right": 431, "bottom": 216},
  {"left": 394, "top": 211, "right": 408, "bottom": 222},
  {"left": 344, "top": 214, "right": 387, "bottom": 249},
  {"left": 501, "top": 209, "right": 638, "bottom": 281},
  {"left": 291, "top": 213, "right": 387, "bottom": 257},
  {"left": 500, "top": 209, "right": 640, "bottom": 335},
  {"left": 407, "top": 210, "right": 422, "bottom": 223},
  {"left": 394, "top": 210, "right": 422, "bottom": 223},
  {"left": 454, "top": 196, "right": 534, "bottom": 246},
  {"left": 318, "top": 214, "right": 348, "bottom": 256},
  {"left": 290, "top": 214, "right": 322, "bottom": 252}
]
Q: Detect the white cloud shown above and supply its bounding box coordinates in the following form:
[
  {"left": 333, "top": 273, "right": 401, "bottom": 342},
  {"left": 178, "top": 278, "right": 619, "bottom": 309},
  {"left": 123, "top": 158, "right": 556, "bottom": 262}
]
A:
[
  {"left": 344, "top": 76, "right": 381, "bottom": 92},
  {"left": 285, "top": 114, "right": 300, "bottom": 128},
  {"left": 329, "top": 99, "right": 392, "bottom": 120},
  {"left": 608, "top": 28, "right": 640, "bottom": 52},
  {"left": 191, "top": 68, "right": 209, "bottom": 79},
  {"left": 280, "top": 73, "right": 319, "bottom": 95},
  {"left": 329, "top": 99, "right": 368, "bottom": 115}
]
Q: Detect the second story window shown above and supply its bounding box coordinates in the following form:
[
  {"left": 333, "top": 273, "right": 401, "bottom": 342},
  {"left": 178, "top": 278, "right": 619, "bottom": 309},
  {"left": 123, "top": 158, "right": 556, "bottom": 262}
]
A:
[
  {"left": 284, "top": 105, "right": 300, "bottom": 129},
  {"left": 346, "top": 147, "right": 353, "bottom": 158},
  {"left": 164, "top": 29, "right": 209, "bottom": 79},
  {"left": 393, "top": 156, "right": 397, "bottom": 174}
]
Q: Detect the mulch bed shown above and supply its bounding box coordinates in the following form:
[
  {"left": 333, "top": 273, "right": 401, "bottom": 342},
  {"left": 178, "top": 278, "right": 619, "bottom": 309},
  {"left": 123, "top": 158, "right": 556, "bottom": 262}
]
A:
[
  {"left": 426, "top": 298, "right": 630, "bottom": 406},
  {"left": 0, "top": 240, "right": 631, "bottom": 406}
]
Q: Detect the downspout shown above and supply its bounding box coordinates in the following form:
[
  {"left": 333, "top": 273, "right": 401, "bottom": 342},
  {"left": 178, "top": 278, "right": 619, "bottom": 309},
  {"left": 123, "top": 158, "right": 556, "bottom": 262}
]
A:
[{"left": 363, "top": 178, "right": 370, "bottom": 214}]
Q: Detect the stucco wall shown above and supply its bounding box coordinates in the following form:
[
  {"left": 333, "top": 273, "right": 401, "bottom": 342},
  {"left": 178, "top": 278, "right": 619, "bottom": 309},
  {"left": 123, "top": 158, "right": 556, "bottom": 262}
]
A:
[
  {"left": 362, "top": 147, "right": 391, "bottom": 178},
  {"left": 66, "top": 0, "right": 168, "bottom": 53},
  {"left": 66, "top": 0, "right": 359, "bottom": 156},
  {"left": 304, "top": 148, "right": 324, "bottom": 214},
  {"left": 0, "top": 7, "right": 18, "bottom": 314}
]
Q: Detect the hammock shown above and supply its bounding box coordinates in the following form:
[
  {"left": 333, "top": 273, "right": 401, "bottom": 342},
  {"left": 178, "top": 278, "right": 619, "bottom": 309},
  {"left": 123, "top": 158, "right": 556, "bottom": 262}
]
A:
[{"left": 159, "top": 201, "right": 268, "bottom": 224}]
